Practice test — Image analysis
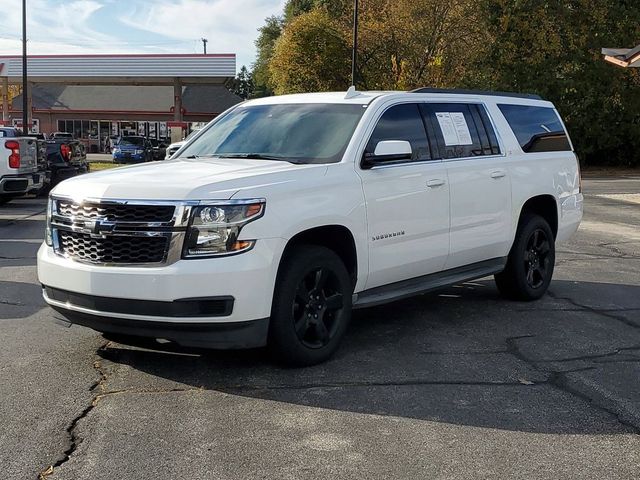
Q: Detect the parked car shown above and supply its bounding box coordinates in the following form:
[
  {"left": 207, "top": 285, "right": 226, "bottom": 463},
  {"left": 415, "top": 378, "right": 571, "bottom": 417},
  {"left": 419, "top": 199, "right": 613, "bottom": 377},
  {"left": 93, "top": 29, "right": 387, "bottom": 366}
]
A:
[
  {"left": 164, "top": 140, "right": 183, "bottom": 160},
  {"left": 0, "top": 127, "right": 45, "bottom": 204},
  {"left": 51, "top": 132, "right": 74, "bottom": 141},
  {"left": 149, "top": 138, "right": 167, "bottom": 160},
  {"left": 164, "top": 128, "right": 204, "bottom": 160},
  {"left": 113, "top": 136, "right": 153, "bottom": 163},
  {"left": 38, "top": 88, "right": 583, "bottom": 365},
  {"left": 43, "top": 136, "right": 89, "bottom": 192}
]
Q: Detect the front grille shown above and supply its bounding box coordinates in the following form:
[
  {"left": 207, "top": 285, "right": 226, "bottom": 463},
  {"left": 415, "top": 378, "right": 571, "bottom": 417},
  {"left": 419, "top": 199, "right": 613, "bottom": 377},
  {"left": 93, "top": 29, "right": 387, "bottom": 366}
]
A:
[
  {"left": 58, "top": 231, "right": 168, "bottom": 264},
  {"left": 56, "top": 201, "right": 175, "bottom": 223}
]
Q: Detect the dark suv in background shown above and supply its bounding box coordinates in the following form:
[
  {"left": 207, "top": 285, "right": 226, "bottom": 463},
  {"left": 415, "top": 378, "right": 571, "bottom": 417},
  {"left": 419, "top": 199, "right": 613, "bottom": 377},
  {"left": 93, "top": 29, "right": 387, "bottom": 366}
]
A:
[{"left": 112, "top": 136, "right": 153, "bottom": 163}]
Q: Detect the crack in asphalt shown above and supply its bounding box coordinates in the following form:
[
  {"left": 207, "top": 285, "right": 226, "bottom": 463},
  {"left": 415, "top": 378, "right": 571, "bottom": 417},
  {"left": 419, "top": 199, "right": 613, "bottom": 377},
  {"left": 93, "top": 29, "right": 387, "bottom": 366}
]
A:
[
  {"left": 37, "top": 342, "right": 111, "bottom": 480},
  {"left": 546, "top": 290, "right": 640, "bottom": 330},
  {"left": 505, "top": 333, "right": 640, "bottom": 434},
  {"left": 548, "top": 372, "right": 640, "bottom": 434},
  {"left": 35, "top": 285, "right": 640, "bottom": 478},
  {"left": 37, "top": 342, "right": 204, "bottom": 479},
  {"left": 0, "top": 299, "right": 24, "bottom": 306}
]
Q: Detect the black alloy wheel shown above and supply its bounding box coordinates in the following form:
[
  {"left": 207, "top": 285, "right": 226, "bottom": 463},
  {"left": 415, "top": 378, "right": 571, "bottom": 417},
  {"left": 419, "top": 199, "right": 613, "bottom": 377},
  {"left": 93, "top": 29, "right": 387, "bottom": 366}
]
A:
[
  {"left": 269, "top": 245, "right": 353, "bottom": 366},
  {"left": 495, "top": 213, "right": 556, "bottom": 301},
  {"left": 524, "top": 228, "right": 552, "bottom": 289},
  {"left": 293, "top": 267, "right": 345, "bottom": 349}
]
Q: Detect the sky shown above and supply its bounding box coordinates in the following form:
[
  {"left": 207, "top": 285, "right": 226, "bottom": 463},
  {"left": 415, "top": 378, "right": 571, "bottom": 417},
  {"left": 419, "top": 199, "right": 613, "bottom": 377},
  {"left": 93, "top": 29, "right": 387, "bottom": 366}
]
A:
[{"left": 0, "top": 0, "right": 286, "bottom": 72}]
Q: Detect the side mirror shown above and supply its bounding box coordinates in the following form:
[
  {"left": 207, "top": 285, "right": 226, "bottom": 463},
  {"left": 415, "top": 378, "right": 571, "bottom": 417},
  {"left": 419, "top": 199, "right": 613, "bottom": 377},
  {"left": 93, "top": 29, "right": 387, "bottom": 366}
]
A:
[{"left": 362, "top": 140, "right": 412, "bottom": 169}]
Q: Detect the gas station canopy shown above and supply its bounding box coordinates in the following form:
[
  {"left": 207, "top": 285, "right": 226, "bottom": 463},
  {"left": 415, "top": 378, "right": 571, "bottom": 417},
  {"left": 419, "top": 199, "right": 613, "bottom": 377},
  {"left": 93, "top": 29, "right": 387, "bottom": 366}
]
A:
[
  {"left": 602, "top": 44, "right": 640, "bottom": 68},
  {"left": 0, "top": 53, "right": 236, "bottom": 85}
]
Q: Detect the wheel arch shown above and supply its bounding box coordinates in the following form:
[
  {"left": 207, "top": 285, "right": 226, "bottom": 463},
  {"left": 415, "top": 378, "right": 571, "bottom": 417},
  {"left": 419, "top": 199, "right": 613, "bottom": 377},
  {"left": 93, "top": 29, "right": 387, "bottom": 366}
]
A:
[
  {"left": 518, "top": 194, "right": 559, "bottom": 239},
  {"left": 277, "top": 224, "right": 359, "bottom": 287}
]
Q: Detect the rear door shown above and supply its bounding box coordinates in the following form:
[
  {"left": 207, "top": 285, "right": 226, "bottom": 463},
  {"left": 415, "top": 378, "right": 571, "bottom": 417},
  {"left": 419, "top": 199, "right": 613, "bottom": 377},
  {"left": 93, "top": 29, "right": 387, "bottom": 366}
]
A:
[
  {"left": 358, "top": 102, "right": 450, "bottom": 289},
  {"left": 422, "top": 102, "right": 512, "bottom": 269}
]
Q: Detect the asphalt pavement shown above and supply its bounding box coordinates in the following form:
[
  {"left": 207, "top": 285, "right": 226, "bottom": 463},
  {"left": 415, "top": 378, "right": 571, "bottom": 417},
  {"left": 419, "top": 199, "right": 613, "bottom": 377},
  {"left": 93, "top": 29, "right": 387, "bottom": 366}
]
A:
[{"left": 1, "top": 177, "right": 639, "bottom": 479}]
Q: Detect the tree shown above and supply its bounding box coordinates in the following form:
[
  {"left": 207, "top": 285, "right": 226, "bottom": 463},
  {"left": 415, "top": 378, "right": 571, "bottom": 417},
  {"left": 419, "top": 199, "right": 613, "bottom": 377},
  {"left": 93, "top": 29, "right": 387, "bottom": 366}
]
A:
[
  {"left": 268, "top": 0, "right": 484, "bottom": 93},
  {"left": 269, "top": 9, "right": 351, "bottom": 94},
  {"left": 284, "top": 0, "right": 316, "bottom": 23},
  {"left": 252, "top": 16, "right": 283, "bottom": 97},
  {"left": 464, "top": 0, "right": 640, "bottom": 166},
  {"left": 228, "top": 66, "right": 254, "bottom": 100}
]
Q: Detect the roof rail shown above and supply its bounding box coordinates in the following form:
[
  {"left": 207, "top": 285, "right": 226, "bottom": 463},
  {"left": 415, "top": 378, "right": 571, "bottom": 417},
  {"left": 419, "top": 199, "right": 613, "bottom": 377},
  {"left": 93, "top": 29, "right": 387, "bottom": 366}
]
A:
[{"left": 409, "top": 88, "right": 542, "bottom": 100}]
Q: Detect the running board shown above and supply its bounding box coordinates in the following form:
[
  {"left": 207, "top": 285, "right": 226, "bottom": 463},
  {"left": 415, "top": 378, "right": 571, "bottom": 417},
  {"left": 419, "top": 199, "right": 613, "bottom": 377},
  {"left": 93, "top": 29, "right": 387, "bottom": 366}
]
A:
[{"left": 353, "top": 257, "right": 507, "bottom": 309}]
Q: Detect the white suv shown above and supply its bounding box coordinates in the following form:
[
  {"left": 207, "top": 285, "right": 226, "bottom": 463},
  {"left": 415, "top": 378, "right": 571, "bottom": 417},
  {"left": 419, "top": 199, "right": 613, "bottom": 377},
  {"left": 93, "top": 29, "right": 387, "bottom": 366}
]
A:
[{"left": 38, "top": 88, "right": 583, "bottom": 365}]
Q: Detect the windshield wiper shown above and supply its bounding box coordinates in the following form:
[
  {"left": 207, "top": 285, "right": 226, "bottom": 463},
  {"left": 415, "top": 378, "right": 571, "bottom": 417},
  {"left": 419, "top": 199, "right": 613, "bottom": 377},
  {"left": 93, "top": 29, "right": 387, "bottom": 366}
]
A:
[
  {"left": 185, "top": 154, "right": 218, "bottom": 159},
  {"left": 217, "top": 153, "right": 306, "bottom": 164}
]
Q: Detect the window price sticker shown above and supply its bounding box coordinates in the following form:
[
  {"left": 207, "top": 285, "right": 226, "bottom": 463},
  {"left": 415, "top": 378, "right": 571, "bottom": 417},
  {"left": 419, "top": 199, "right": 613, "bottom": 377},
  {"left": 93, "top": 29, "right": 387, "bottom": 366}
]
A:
[{"left": 435, "top": 112, "right": 473, "bottom": 146}]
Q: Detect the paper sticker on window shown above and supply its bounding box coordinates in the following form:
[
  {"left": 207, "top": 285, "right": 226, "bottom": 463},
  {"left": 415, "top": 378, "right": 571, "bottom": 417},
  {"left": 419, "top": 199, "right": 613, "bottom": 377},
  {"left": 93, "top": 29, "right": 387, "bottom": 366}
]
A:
[{"left": 436, "top": 112, "right": 473, "bottom": 146}]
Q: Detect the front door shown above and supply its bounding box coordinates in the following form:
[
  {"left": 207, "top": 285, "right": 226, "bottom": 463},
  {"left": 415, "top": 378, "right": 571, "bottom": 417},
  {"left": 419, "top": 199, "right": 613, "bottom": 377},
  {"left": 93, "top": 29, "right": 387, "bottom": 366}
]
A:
[{"left": 358, "top": 103, "right": 450, "bottom": 290}]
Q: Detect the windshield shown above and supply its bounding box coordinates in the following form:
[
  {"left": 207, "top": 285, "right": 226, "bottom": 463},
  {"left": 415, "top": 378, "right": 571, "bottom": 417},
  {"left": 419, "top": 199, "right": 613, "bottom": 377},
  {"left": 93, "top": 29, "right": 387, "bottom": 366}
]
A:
[
  {"left": 119, "top": 137, "right": 145, "bottom": 146},
  {"left": 179, "top": 103, "right": 365, "bottom": 164}
]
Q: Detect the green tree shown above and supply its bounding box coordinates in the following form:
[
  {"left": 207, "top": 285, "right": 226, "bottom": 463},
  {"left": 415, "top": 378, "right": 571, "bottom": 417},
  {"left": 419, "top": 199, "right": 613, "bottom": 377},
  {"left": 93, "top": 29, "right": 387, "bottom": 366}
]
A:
[
  {"left": 228, "top": 65, "right": 254, "bottom": 100},
  {"left": 284, "top": 0, "right": 316, "bottom": 23},
  {"left": 464, "top": 0, "right": 640, "bottom": 166},
  {"left": 269, "top": 9, "right": 352, "bottom": 94},
  {"left": 268, "top": 0, "right": 484, "bottom": 92},
  {"left": 252, "top": 15, "right": 283, "bottom": 97}
]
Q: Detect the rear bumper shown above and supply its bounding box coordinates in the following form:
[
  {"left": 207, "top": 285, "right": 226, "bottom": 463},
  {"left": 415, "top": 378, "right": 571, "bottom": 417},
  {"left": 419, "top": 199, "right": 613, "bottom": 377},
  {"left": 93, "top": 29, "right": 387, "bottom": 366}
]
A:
[
  {"left": 49, "top": 301, "right": 269, "bottom": 349},
  {"left": 0, "top": 172, "right": 44, "bottom": 195}
]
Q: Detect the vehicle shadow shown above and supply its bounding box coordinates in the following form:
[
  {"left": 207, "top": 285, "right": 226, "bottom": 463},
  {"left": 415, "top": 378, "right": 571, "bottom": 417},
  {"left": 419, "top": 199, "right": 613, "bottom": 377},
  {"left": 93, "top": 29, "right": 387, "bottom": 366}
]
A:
[{"left": 98, "top": 279, "right": 640, "bottom": 435}]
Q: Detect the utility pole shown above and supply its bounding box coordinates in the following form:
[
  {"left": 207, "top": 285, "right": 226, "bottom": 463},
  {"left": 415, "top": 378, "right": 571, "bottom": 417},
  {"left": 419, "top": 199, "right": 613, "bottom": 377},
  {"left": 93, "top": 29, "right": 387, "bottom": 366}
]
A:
[
  {"left": 22, "top": 0, "right": 28, "bottom": 133},
  {"left": 201, "top": 38, "right": 208, "bottom": 55},
  {"left": 351, "top": 0, "right": 358, "bottom": 87}
]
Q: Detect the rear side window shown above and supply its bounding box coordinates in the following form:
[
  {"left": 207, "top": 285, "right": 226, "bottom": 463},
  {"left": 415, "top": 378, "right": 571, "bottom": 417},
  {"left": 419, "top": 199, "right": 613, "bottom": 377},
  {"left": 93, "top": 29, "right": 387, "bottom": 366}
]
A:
[
  {"left": 498, "top": 104, "right": 571, "bottom": 153},
  {"left": 422, "top": 103, "right": 500, "bottom": 159},
  {"left": 365, "top": 103, "right": 431, "bottom": 162}
]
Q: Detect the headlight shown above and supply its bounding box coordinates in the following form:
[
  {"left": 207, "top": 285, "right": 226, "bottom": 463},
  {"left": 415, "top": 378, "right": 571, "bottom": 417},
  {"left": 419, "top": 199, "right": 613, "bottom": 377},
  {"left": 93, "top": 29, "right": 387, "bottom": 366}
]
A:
[
  {"left": 113, "top": 148, "right": 120, "bottom": 154},
  {"left": 45, "top": 198, "right": 53, "bottom": 246},
  {"left": 135, "top": 149, "right": 144, "bottom": 155},
  {"left": 183, "top": 200, "right": 265, "bottom": 258}
]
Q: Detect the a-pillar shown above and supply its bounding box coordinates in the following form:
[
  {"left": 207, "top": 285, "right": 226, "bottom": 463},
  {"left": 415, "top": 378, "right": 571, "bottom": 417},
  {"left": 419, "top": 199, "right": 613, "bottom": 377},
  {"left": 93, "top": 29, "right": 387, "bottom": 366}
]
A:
[{"left": 1, "top": 78, "right": 8, "bottom": 126}]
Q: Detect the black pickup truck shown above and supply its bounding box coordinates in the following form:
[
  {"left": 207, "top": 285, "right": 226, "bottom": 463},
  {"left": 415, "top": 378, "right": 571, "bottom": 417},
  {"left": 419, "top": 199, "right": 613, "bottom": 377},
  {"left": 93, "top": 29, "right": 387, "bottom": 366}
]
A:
[
  {"left": 39, "top": 135, "right": 89, "bottom": 194},
  {"left": 29, "top": 133, "right": 89, "bottom": 194}
]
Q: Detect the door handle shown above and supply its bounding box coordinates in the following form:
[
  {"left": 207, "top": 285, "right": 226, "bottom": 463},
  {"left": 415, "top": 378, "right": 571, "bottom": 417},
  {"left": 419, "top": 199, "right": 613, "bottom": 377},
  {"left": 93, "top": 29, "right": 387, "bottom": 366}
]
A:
[
  {"left": 426, "top": 178, "right": 446, "bottom": 188},
  {"left": 490, "top": 170, "right": 506, "bottom": 179}
]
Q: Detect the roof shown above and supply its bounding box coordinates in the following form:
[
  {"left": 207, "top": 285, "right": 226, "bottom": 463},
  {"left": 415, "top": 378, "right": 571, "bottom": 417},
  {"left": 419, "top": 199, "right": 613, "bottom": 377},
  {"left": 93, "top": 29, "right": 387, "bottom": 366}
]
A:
[
  {"left": 11, "top": 84, "right": 242, "bottom": 114},
  {"left": 602, "top": 45, "right": 640, "bottom": 68},
  {"left": 0, "top": 54, "right": 236, "bottom": 84},
  {"left": 244, "top": 89, "right": 553, "bottom": 107}
]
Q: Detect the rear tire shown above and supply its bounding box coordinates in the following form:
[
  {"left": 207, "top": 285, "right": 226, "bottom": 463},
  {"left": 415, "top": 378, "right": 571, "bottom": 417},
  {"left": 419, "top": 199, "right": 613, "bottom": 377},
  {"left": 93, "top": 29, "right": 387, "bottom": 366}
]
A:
[
  {"left": 269, "top": 245, "right": 353, "bottom": 366},
  {"left": 495, "top": 214, "right": 555, "bottom": 301}
]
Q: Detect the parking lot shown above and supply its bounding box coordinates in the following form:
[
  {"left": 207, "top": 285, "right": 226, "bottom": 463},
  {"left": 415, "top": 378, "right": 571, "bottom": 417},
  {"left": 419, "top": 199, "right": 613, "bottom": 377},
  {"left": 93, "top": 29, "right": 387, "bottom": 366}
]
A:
[{"left": 0, "top": 176, "right": 639, "bottom": 480}]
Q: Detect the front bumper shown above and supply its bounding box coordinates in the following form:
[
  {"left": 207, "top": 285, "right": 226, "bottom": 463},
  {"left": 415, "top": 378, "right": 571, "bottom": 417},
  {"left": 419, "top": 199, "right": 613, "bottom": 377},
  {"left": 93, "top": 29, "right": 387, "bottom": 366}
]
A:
[
  {"left": 113, "top": 153, "right": 144, "bottom": 163},
  {"left": 48, "top": 301, "right": 269, "bottom": 349},
  {"left": 38, "top": 237, "right": 285, "bottom": 345}
]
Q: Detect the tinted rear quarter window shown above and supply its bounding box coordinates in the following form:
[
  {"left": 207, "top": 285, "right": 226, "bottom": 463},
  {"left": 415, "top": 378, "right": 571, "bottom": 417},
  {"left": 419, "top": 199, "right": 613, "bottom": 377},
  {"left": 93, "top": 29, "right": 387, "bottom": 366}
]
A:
[{"left": 498, "top": 104, "right": 571, "bottom": 153}]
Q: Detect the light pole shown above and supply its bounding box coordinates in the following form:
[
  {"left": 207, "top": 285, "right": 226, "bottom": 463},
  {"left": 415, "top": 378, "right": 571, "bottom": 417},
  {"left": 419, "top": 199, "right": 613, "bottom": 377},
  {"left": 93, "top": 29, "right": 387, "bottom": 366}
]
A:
[
  {"left": 351, "top": 0, "right": 358, "bottom": 87},
  {"left": 22, "top": 0, "right": 28, "bottom": 133}
]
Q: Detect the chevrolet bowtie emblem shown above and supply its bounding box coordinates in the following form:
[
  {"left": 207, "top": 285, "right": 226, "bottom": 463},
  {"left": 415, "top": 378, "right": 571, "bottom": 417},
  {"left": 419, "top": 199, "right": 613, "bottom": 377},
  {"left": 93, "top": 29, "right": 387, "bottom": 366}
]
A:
[{"left": 82, "top": 219, "right": 116, "bottom": 236}]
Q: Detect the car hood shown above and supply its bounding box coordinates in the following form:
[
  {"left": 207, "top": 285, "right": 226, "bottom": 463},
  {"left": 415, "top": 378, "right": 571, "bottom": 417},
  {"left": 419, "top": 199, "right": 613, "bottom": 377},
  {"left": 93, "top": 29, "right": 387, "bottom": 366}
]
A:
[{"left": 52, "top": 157, "right": 324, "bottom": 201}]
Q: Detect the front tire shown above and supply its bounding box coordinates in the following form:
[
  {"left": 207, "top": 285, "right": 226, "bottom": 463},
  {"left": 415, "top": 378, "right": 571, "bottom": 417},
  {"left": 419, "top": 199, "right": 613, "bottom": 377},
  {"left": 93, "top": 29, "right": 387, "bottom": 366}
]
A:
[
  {"left": 269, "top": 245, "right": 353, "bottom": 366},
  {"left": 495, "top": 214, "right": 555, "bottom": 301}
]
